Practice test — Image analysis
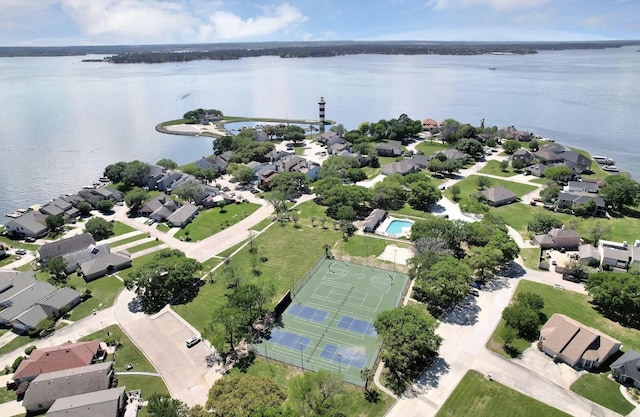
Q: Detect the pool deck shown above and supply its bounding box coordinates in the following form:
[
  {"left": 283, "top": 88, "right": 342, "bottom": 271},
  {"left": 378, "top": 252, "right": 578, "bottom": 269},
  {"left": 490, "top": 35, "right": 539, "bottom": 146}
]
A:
[{"left": 377, "top": 216, "right": 413, "bottom": 238}]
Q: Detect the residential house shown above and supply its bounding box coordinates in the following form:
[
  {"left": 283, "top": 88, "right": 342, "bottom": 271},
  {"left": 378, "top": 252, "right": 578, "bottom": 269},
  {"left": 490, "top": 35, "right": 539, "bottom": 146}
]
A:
[
  {"left": 80, "top": 251, "right": 132, "bottom": 282},
  {"left": 316, "top": 131, "right": 340, "bottom": 145},
  {"left": 297, "top": 161, "right": 321, "bottom": 181},
  {"left": 375, "top": 140, "right": 402, "bottom": 157},
  {"left": 3, "top": 211, "right": 48, "bottom": 239},
  {"left": 62, "top": 243, "right": 111, "bottom": 275},
  {"left": 77, "top": 187, "right": 123, "bottom": 208},
  {"left": 512, "top": 149, "right": 534, "bottom": 166},
  {"left": 195, "top": 156, "right": 218, "bottom": 171},
  {"left": 381, "top": 160, "right": 420, "bottom": 176},
  {"left": 326, "top": 135, "right": 347, "bottom": 148},
  {"left": 363, "top": 209, "right": 386, "bottom": 233},
  {"left": 539, "top": 313, "right": 621, "bottom": 369},
  {"left": 560, "top": 151, "right": 592, "bottom": 174},
  {"left": 214, "top": 151, "right": 234, "bottom": 173},
  {"left": 524, "top": 163, "right": 548, "bottom": 178},
  {"left": 480, "top": 186, "right": 517, "bottom": 207},
  {"left": 336, "top": 150, "right": 367, "bottom": 167},
  {"left": 153, "top": 171, "right": 188, "bottom": 193},
  {"left": 11, "top": 340, "right": 106, "bottom": 386},
  {"left": 500, "top": 126, "right": 533, "bottom": 142},
  {"left": 435, "top": 148, "right": 468, "bottom": 161},
  {"left": 578, "top": 244, "right": 600, "bottom": 266},
  {"left": 258, "top": 169, "right": 280, "bottom": 190},
  {"left": 46, "top": 386, "right": 128, "bottom": 417},
  {"left": 556, "top": 191, "right": 606, "bottom": 215},
  {"left": 535, "top": 149, "right": 564, "bottom": 164},
  {"left": 11, "top": 287, "right": 81, "bottom": 334},
  {"left": 266, "top": 150, "right": 291, "bottom": 164},
  {"left": 139, "top": 193, "right": 179, "bottom": 222},
  {"left": 23, "top": 362, "right": 115, "bottom": 413},
  {"left": 598, "top": 239, "right": 640, "bottom": 271},
  {"left": 422, "top": 118, "right": 440, "bottom": 133},
  {"left": 39, "top": 233, "right": 96, "bottom": 263},
  {"left": 246, "top": 161, "right": 264, "bottom": 174},
  {"left": 279, "top": 155, "right": 307, "bottom": 173},
  {"left": 329, "top": 142, "right": 349, "bottom": 155},
  {"left": 610, "top": 350, "right": 640, "bottom": 388},
  {"left": 534, "top": 229, "right": 581, "bottom": 249},
  {"left": 40, "top": 199, "right": 79, "bottom": 219},
  {"left": 565, "top": 181, "right": 599, "bottom": 193},
  {"left": 410, "top": 154, "right": 433, "bottom": 169},
  {"left": 166, "top": 203, "right": 199, "bottom": 227}
]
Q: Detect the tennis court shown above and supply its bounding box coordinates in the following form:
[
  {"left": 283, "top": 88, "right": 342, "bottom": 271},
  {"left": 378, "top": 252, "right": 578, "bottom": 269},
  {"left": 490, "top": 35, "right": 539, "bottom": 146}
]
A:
[{"left": 255, "top": 258, "right": 409, "bottom": 385}]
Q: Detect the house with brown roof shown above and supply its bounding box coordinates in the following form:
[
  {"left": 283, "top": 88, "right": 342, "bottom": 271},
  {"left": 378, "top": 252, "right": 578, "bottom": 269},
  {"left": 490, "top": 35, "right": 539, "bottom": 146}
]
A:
[
  {"left": 480, "top": 186, "right": 517, "bottom": 207},
  {"left": 11, "top": 340, "right": 106, "bottom": 386},
  {"left": 512, "top": 149, "right": 534, "bottom": 166},
  {"left": 539, "top": 314, "right": 621, "bottom": 369},
  {"left": 422, "top": 118, "right": 440, "bottom": 133},
  {"left": 533, "top": 228, "right": 581, "bottom": 249}
]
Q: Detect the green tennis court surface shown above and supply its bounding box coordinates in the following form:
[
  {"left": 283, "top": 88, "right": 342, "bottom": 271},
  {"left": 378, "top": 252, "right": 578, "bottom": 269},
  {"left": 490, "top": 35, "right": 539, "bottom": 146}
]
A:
[{"left": 255, "top": 258, "right": 408, "bottom": 386}]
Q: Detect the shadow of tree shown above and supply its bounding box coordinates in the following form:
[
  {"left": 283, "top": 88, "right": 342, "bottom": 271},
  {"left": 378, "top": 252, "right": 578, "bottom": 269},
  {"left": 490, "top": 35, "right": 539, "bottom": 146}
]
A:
[
  {"left": 439, "top": 298, "right": 480, "bottom": 326},
  {"left": 171, "top": 278, "right": 205, "bottom": 306},
  {"left": 402, "top": 357, "right": 451, "bottom": 398}
]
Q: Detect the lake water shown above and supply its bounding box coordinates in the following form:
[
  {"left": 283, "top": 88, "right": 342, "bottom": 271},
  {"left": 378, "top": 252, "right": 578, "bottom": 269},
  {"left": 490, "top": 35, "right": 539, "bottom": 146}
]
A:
[{"left": 1, "top": 46, "right": 639, "bottom": 221}]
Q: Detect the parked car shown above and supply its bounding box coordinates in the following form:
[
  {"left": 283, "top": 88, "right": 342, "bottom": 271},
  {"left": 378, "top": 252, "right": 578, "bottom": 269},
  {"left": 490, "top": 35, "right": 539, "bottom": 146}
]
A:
[
  {"left": 250, "top": 188, "right": 260, "bottom": 194},
  {"left": 24, "top": 237, "right": 36, "bottom": 243},
  {"left": 222, "top": 186, "right": 230, "bottom": 191},
  {"left": 469, "top": 289, "right": 480, "bottom": 297},
  {"left": 470, "top": 281, "right": 482, "bottom": 290},
  {"left": 146, "top": 218, "right": 155, "bottom": 226},
  {"left": 15, "top": 249, "right": 27, "bottom": 255},
  {"left": 125, "top": 363, "right": 134, "bottom": 370},
  {"left": 562, "top": 274, "right": 581, "bottom": 283},
  {"left": 186, "top": 336, "right": 201, "bottom": 348}
]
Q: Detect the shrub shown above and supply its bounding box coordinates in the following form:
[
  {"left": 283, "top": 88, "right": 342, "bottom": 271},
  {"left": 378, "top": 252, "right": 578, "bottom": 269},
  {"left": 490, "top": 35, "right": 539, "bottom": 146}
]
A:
[
  {"left": 11, "top": 356, "right": 24, "bottom": 372},
  {"left": 24, "top": 345, "right": 37, "bottom": 356}
]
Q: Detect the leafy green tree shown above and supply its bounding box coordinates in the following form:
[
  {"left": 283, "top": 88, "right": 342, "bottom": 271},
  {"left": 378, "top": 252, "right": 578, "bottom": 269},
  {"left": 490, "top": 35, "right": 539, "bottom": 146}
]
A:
[
  {"left": 77, "top": 201, "right": 92, "bottom": 216},
  {"left": 45, "top": 214, "right": 65, "bottom": 233},
  {"left": 96, "top": 199, "right": 114, "bottom": 213},
  {"left": 512, "top": 158, "right": 525, "bottom": 170},
  {"left": 528, "top": 139, "right": 540, "bottom": 152},
  {"left": 345, "top": 168, "right": 367, "bottom": 183},
  {"left": 313, "top": 177, "right": 343, "bottom": 199},
  {"left": 289, "top": 371, "right": 344, "bottom": 417},
  {"left": 450, "top": 184, "right": 461, "bottom": 202},
  {"left": 320, "top": 156, "right": 361, "bottom": 180},
  {"left": 122, "top": 160, "right": 151, "bottom": 187},
  {"left": 372, "top": 181, "right": 408, "bottom": 211},
  {"left": 125, "top": 250, "right": 201, "bottom": 314},
  {"left": 543, "top": 165, "right": 573, "bottom": 183},
  {"left": 103, "top": 161, "right": 127, "bottom": 183},
  {"left": 466, "top": 245, "right": 503, "bottom": 280},
  {"left": 578, "top": 219, "right": 612, "bottom": 245},
  {"left": 271, "top": 172, "right": 310, "bottom": 199},
  {"left": 46, "top": 257, "right": 68, "bottom": 284},
  {"left": 515, "top": 292, "right": 544, "bottom": 312},
  {"left": 146, "top": 393, "right": 190, "bottom": 417},
  {"left": 502, "top": 140, "right": 521, "bottom": 155},
  {"left": 457, "top": 124, "right": 477, "bottom": 139},
  {"left": 84, "top": 217, "right": 114, "bottom": 240},
  {"left": 228, "top": 164, "right": 255, "bottom": 184},
  {"left": 407, "top": 181, "right": 441, "bottom": 211},
  {"left": 540, "top": 183, "right": 561, "bottom": 203},
  {"left": 500, "top": 160, "right": 509, "bottom": 171},
  {"left": 283, "top": 125, "right": 306, "bottom": 145},
  {"left": 486, "top": 138, "right": 497, "bottom": 147},
  {"left": 173, "top": 181, "right": 205, "bottom": 203},
  {"left": 411, "top": 257, "right": 473, "bottom": 314},
  {"left": 476, "top": 176, "right": 492, "bottom": 190},
  {"left": 206, "top": 375, "right": 286, "bottom": 417},
  {"left": 213, "top": 135, "right": 235, "bottom": 155},
  {"left": 443, "top": 159, "right": 462, "bottom": 175},
  {"left": 600, "top": 174, "right": 640, "bottom": 211},
  {"left": 321, "top": 186, "right": 371, "bottom": 219},
  {"left": 502, "top": 303, "right": 541, "bottom": 339},
  {"left": 456, "top": 138, "right": 483, "bottom": 157},
  {"left": 427, "top": 158, "right": 446, "bottom": 176},
  {"left": 586, "top": 272, "right": 640, "bottom": 324},
  {"left": 527, "top": 213, "right": 563, "bottom": 234},
  {"left": 125, "top": 187, "right": 150, "bottom": 214},
  {"left": 374, "top": 305, "right": 442, "bottom": 392},
  {"left": 156, "top": 158, "right": 178, "bottom": 170}
]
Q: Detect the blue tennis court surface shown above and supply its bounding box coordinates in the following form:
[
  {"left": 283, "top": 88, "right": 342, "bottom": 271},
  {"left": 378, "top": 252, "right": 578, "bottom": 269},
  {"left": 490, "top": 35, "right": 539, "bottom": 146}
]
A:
[
  {"left": 337, "top": 315, "right": 377, "bottom": 336},
  {"left": 268, "top": 329, "right": 311, "bottom": 351},
  {"left": 287, "top": 304, "right": 328, "bottom": 323},
  {"left": 320, "top": 344, "right": 368, "bottom": 369}
]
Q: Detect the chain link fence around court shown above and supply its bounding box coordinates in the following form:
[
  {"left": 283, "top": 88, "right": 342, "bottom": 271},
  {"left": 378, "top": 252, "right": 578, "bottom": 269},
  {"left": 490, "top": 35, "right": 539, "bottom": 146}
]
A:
[{"left": 292, "top": 254, "right": 325, "bottom": 297}]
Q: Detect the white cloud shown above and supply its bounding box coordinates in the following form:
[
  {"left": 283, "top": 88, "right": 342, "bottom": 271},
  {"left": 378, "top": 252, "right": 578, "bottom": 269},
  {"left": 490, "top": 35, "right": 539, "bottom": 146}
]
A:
[
  {"left": 0, "top": 0, "right": 57, "bottom": 16},
  {"left": 428, "top": 0, "right": 551, "bottom": 11},
  {"left": 60, "top": 0, "right": 196, "bottom": 42},
  {"left": 203, "top": 4, "right": 307, "bottom": 40}
]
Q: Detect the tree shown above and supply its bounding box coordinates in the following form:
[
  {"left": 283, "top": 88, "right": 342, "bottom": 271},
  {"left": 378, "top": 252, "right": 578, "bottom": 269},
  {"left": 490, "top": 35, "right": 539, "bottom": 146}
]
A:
[
  {"left": 206, "top": 375, "right": 286, "bottom": 417},
  {"left": 77, "top": 201, "right": 92, "bottom": 216},
  {"left": 502, "top": 140, "right": 521, "bottom": 155},
  {"left": 173, "top": 181, "right": 204, "bottom": 203},
  {"left": 45, "top": 214, "right": 65, "bottom": 233},
  {"left": 46, "top": 257, "right": 68, "bottom": 284},
  {"left": 443, "top": 159, "right": 462, "bottom": 175},
  {"left": 407, "top": 181, "right": 441, "bottom": 211},
  {"left": 96, "top": 199, "right": 114, "bottom": 213},
  {"left": 157, "top": 158, "right": 178, "bottom": 170},
  {"left": 213, "top": 135, "right": 235, "bottom": 155},
  {"left": 372, "top": 181, "right": 408, "bottom": 211},
  {"left": 543, "top": 165, "right": 573, "bottom": 183},
  {"left": 600, "top": 174, "right": 640, "bottom": 211},
  {"left": 228, "top": 164, "right": 255, "bottom": 184},
  {"left": 450, "top": 184, "right": 461, "bottom": 202},
  {"left": 457, "top": 124, "right": 477, "bottom": 139},
  {"left": 427, "top": 158, "right": 446, "bottom": 176},
  {"left": 486, "top": 137, "right": 497, "bottom": 148},
  {"left": 586, "top": 272, "right": 640, "bottom": 324},
  {"left": 502, "top": 303, "right": 540, "bottom": 339},
  {"left": 500, "top": 160, "right": 509, "bottom": 171},
  {"left": 456, "top": 138, "right": 483, "bottom": 158},
  {"left": 540, "top": 183, "right": 561, "bottom": 203},
  {"left": 527, "top": 213, "right": 563, "bottom": 234},
  {"left": 515, "top": 292, "right": 544, "bottom": 312},
  {"left": 125, "top": 249, "right": 201, "bottom": 314},
  {"left": 103, "top": 161, "right": 127, "bottom": 183},
  {"left": 289, "top": 371, "right": 344, "bottom": 417},
  {"left": 579, "top": 219, "right": 612, "bottom": 245},
  {"left": 320, "top": 156, "right": 361, "bottom": 180},
  {"left": 271, "top": 172, "right": 310, "bottom": 199},
  {"left": 84, "top": 217, "right": 114, "bottom": 240},
  {"left": 374, "top": 304, "right": 442, "bottom": 392},
  {"left": 476, "top": 175, "right": 492, "bottom": 190},
  {"left": 146, "top": 393, "right": 190, "bottom": 417},
  {"left": 122, "top": 160, "right": 151, "bottom": 187},
  {"left": 125, "top": 187, "right": 150, "bottom": 214},
  {"left": 512, "top": 158, "right": 525, "bottom": 171},
  {"left": 411, "top": 256, "right": 473, "bottom": 314},
  {"left": 466, "top": 245, "right": 503, "bottom": 280},
  {"left": 283, "top": 125, "right": 306, "bottom": 146}
]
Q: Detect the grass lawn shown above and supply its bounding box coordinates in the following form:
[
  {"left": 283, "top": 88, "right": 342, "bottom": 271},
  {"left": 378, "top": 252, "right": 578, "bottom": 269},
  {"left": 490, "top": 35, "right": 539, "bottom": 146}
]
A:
[
  {"left": 343, "top": 235, "right": 411, "bottom": 258},
  {"left": 111, "top": 221, "right": 136, "bottom": 238},
  {"left": 156, "top": 223, "right": 171, "bottom": 233},
  {"left": 126, "top": 240, "right": 163, "bottom": 254},
  {"left": 118, "top": 375, "right": 169, "bottom": 399},
  {"left": 529, "top": 177, "right": 551, "bottom": 185},
  {"left": 415, "top": 141, "right": 450, "bottom": 156},
  {"left": 174, "top": 217, "right": 342, "bottom": 336},
  {"left": 444, "top": 175, "right": 537, "bottom": 209},
  {"left": 0, "top": 387, "right": 17, "bottom": 404},
  {"left": 174, "top": 203, "right": 260, "bottom": 242},
  {"left": 228, "top": 357, "right": 394, "bottom": 417},
  {"left": 118, "top": 252, "right": 158, "bottom": 281},
  {"left": 251, "top": 217, "right": 275, "bottom": 232},
  {"left": 109, "top": 233, "right": 147, "bottom": 248},
  {"left": 607, "top": 215, "right": 640, "bottom": 244},
  {"left": 216, "top": 239, "right": 249, "bottom": 259},
  {"left": 0, "top": 255, "right": 22, "bottom": 268},
  {"left": 570, "top": 373, "right": 635, "bottom": 416},
  {"left": 491, "top": 203, "right": 573, "bottom": 237},
  {"left": 0, "top": 334, "right": 33, "bottom": 357},
  {"left": 520, "top": 247, "right": 541, "bottom": 270},
  {"left": 363, "top": 166, "right": 381, "bottom": 179},
  {"left": 488, "top": 280, "right": 640, "bottom": 358},
  {"left": 391, "top": 204, "right": 435, "bottom": 219},
  {"left": 80, "top": 325, "right": 157, "bottom": 373},
  {"left": 436, "top": 370, "right": 571, "bottom": 417},
  {"left": 479, "top": 160, "right": 518, "bottom": 177},
  {"left": 67, "top": 275, "right": 123, "bottom": 321}
]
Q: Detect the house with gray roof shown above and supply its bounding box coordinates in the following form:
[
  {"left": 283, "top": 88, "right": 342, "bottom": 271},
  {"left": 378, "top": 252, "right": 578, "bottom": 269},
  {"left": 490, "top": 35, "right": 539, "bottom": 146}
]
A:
[
  {"left": 524, "top": 163, "right": 548, "bottom": 178},
  {"left": 195, "top": 156, "right": 218, "bottom": 171},
  {"left": 78, "top": 187, "right": 123, "bottom": 208},
  {"left": 381, "top": 160, "right": 420, "bottom": 176},
  {"left": 23, "top": 362, "right": 115, "bottom": 413},
  {"left": 598, "top": 239, "right": 640, "bottom": 271},
  {"left": 435, "top": 148, "right": 468, "bottom": 161},
  {"left": 556, "top": 191, "right": 605, "bottom": 215},
  {"left": 80, "top": 251, "right": 132, "bottom": 282},
  {"left": 46, "top": 386, "right": 127, "bottom": 417},
  {"left": 3, "top": 211, "right": 48, "bottom": 239},
  {"left": 62, "top": 243, "right": 111, "bottom": 275},
  {"left": 410, "top": 154, "right": 433, "bottom": 169},
  {"left": 512, "top": 148, "right": 534, "bottom": 165},
  {"left": 214, "top": 151, "right": 234, "bottom": 173},
  {"left": 0, "top": 281, "right": 59, "bottom": 325},
  {"left": 167, "top": 203, "right": 199, "bottom": 228},
  {"left": 375, "top": 140, "right": 402, "bottom": 157},
  {"left": 534, "top": 229, "right": 581, "bottom": 250},
  {"left": 0, "top": 271, "right": 37, "bottom": 304},
  {"left": 578, "top": 244, "right": 600, "bottom": 266},
  {"left": 480, "top": 186, "right": 517, "bottom": 207},
  {"left": 565, "top": 181, "right": 599, "bottom": 193},
  {"left": 611, "top": 350, "right": 640, "bottom": 388},
  {"left": 39, "top": 233, "right": 96, "bottom": 263},
  {"left": 363, "top": 209, "right": 387, "bottom": 233}
]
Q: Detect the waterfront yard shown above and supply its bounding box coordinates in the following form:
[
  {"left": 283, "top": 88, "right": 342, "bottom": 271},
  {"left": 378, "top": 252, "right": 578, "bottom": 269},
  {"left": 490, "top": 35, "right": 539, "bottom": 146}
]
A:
[
  {"left": 415, "top": 141, "right": 450, "bottom": 156},
  {"left": 445, "top": 175, "right": 537, "bottom": 209},
  {"left": 436, "top": 370, "right": 571, "bottom": 417},
  {"left": 174, "top": 202, "right": 260, "bottom": 242}
]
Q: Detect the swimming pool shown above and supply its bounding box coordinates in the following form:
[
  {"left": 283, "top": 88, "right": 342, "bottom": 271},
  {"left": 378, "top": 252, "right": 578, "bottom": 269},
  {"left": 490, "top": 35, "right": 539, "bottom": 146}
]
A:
[{"left": 385, "top": 219, "right": 414, "bottom": 235}]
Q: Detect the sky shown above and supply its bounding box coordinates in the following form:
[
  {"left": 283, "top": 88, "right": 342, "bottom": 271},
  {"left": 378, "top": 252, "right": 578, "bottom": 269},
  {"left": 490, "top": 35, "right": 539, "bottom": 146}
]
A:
[{"left": 0, "top": 0, "right": 639, "bottom": 46}]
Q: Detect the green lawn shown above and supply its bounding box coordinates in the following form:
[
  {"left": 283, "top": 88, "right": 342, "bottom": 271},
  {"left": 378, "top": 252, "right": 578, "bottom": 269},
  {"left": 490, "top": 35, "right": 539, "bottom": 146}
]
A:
[
  {"left": 156, "top": 223, "right": 171, "bottom": 233},
  {"left": 109, "top": 233, "right": 147, "bottom": 248},
  {"left": 415, "top": 141, "right": 450, "bottom": 156},
  {"left": 488, "top": 280, "right": 640, "bottom": 358},
  {"left": 391, "top": 204, "right": 435, "bottom": 219},
  {"left": 126, "top": 240, "right": 163, "bottom": 254},
  {"left": 0, "top": 387, "right": 17, "bottom": 404},
  {"left": 251, "top": 217, "right": 275, "bottom": 232},
  {"left": 80, "top": 325, "right": 157, "bottom": 373},
  {"left": 0, "top": 255, "right": 22, "bottom": 268},
  {"left": 173, "top": 211, "right": 342, "bottom": 335},
  {"left": 479, "top": 160, "right": 518, "bottom": 177},
  {"left": 436, "top": 370, "right": 572, "bottom": 417},
  {"left": 607, "top": 215, "right": 640, "bottom": 244},
  {"left": 570, "top": 373, "right": 635, "bottom": 416},
  {"left": 0, "top": 334, "right": 33, "bottom": 357},
  {"left": 67, "top": 275, "right": 123, "bottom": 321},
  {"left": 569, "top": 147, "right": 610, "bottom": 180},
  {"left": 174, "top": 203, "right": 261, "bottom": 242},
  {"left": 110, "top": 221, "right": 137, "bottom": 238},
  {"left": 491, "top": 203, "right": 573, "bottom": 237},
  {"left": 228, "top": 357, "right": 394, "bottom": 417},
  {"left": 343, "top": 235, "right": 411, "bottom": 258},
  {"left": 117, "top": 375, "right": 169, "bottom": 399},
  {"left": 444, "top": 175, "right": 537, "bottom": 209},
  {"left": 520, "top": 247, "right": 541, "bottom": 270},
  {"left": 118, "top": 252, "right": 158, "bottom": 281}
]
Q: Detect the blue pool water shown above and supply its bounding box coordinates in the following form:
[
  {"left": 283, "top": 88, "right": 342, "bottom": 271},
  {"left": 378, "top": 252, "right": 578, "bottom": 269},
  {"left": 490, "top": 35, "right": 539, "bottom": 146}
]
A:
[{"left": 385, "top": 220, "right": 413, "bottom": 235}]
